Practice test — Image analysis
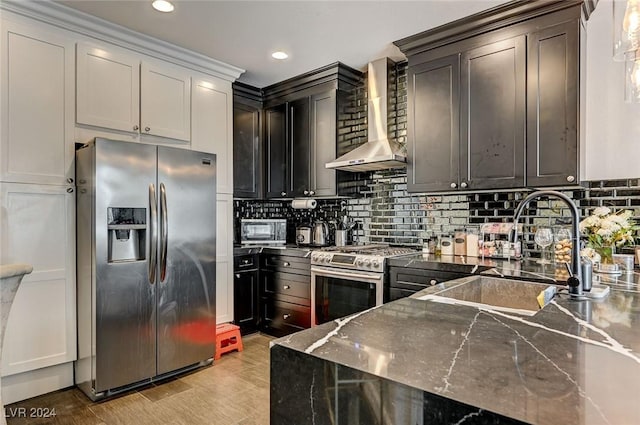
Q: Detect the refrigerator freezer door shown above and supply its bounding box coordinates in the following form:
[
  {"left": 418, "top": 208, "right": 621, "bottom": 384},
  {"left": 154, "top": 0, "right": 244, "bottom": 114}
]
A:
[
  {"left": 156, "top": 147, "right": 216, "bottom": 375},
  {"left": 93, "top": 139, "right": 157, "bottom": 392}
]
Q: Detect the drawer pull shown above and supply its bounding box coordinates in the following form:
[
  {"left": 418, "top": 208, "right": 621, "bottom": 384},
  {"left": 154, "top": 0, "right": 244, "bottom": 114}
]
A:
[
  {"left": 235, "top": 274, "right": 240, "bottom": 279},
  {"left": 283, "top": 314, "right": 291, "bottom": 320},
  {"left": 283, "top": 285, "right": 290, "bottom": 290},
  {"left": 430, "top": 279, "right": 437, "bottom": 285},
  {"left": 283, "top": 262, "right": 290, "bottom": 267},
  {"left": 242, "top": 259, "right": 250, "bottom": 264}
]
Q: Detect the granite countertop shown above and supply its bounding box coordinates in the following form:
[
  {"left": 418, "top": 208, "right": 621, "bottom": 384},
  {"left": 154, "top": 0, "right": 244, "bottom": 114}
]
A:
[
  {"left": 233, "top": 244, "right": 313, "bottom": 257},
  {"left": 273, "top": 274, "right": 640, "bottom": 424},
  {"left": 390, "top": 252, "right": 640, "bottom": 293}
]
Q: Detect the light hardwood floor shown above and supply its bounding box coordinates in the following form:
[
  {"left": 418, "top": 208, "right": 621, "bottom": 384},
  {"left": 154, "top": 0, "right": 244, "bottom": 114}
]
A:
[{"left": 5, "top": 333, "right": 272, "bottom": 425}]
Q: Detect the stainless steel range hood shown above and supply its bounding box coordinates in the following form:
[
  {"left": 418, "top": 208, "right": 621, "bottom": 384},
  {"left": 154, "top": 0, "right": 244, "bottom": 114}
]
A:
[{"left": 326, "top": 57, "right": 406, "bottom": 172}]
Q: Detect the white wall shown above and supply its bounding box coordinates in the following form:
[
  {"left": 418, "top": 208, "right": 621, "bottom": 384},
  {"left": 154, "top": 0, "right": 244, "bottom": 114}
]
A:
[{"left": 585, "top": 0, "right": 640, "bottom": 181}]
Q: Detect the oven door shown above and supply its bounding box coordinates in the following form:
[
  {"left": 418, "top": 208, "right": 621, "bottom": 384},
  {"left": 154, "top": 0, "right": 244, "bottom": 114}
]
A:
[{"left": 311, "top": 265, "right": 383, "bottom": 326}]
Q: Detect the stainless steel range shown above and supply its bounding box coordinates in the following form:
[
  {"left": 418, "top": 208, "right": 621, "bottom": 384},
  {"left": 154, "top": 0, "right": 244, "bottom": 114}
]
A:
[{"left": 310, "top": 245, "right": 415, "bottom": 325}]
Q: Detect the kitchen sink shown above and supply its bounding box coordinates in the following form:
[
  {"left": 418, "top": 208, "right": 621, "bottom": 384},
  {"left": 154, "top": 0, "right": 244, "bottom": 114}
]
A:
[{"left": 416, "top": 276, "right": 557, "bottom": 316}]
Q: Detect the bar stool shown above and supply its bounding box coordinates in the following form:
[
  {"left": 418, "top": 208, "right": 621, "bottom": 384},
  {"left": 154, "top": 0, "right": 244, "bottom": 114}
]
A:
[{"left": 215, "top": 323, "right": 243, "bottom": 360}]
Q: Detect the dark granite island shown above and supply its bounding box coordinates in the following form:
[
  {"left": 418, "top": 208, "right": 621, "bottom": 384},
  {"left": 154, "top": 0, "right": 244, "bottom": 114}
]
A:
[{"left": 270, "top": 276, "right": 640, "bottom": 424}]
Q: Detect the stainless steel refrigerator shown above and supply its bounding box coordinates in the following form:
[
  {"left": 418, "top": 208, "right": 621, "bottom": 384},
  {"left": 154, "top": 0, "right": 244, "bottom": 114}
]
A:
[{"left": 75, "top": 138, "right": 216, "bottom": 400}]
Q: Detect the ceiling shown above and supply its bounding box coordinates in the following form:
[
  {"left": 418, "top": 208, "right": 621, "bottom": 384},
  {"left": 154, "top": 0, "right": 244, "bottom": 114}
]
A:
[{"left": 58, "top": 0, "right": 505, "bottom": 87}]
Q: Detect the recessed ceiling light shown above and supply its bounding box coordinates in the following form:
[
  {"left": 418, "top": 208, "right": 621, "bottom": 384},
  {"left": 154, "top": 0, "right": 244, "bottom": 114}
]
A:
[
  {"left": 271, "top": 51, "right": 289, "bottom": 60},
  {"left": 152, "top": 0, "right": 174, "bottom": 13}
]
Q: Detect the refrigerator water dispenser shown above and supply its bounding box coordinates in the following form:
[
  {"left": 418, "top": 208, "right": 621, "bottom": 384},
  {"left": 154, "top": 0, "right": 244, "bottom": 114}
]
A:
[{"left": 107, "top": 207, "right": 146, "bottom": 262}]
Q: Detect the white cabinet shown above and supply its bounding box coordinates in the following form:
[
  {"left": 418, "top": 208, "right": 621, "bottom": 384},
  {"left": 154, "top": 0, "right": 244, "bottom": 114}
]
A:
[
  {"left": 191, "top": 75, "right": 233, "bottom": 194},
  {"left": 216, "top": 193, "right": 234, "bottom": 324},
  {"left": 140, "top": 61, "right": 191, "bottom": 141},
  {"left": 0, "top": 183, "right": 76, "bottom": 376},
  {"left": 76, "top": 42, "right": 191, "bottom": 142},
  {"left": 76, "top": 43, "right": 139, "bottom": 133},
  {"left": 0, "top": 20, "right": 75, "bottom": 185}
]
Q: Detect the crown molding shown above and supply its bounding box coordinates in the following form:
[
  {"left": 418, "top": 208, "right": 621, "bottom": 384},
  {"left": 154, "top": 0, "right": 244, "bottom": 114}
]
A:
[{"left": 0, "top": 0, "right": 244, "bottom": 82}]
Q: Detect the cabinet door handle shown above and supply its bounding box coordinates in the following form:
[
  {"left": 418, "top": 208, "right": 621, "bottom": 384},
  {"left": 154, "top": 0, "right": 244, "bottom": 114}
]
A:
[
  {"left": 145, "top": 127, "right": 151, "bottom": 132},
  {"left": 460, "top": 182, "right": 468, "bottom": 189},
  {"left": 281, "top": 192, "right": 287, "bottom": 196},
  {"left": 67, "top": 177, "right": 74, "bottom": 184},
  {"left": 283, "top": 314, "right": 291, "bottom": 320},
  {"left": 450, "top": 182, "right": 457, "bottom": 189},
  {"left": 235, "top": 274, "right": 240, "bottom": 279},
  {"left": 566, "top": 175, "right": 575, "bottom": 183},
  {"left": 66, "top": 187, "right": 74, "bottom": 193},
  {"left": 309, "top": 190, "right": 315, "bottom": 195},
  {"left": 133, "top": 125, "right": 139, "bottom": 131},
  {"left": 430, "top": 279, "right": 437, "bottom": 285},
  {"left": 283, "top": 262, "right": 290, "bottom": 267},
  {"left": 304, "top": 190, "right": 309, "bottom": 195},
  {"left": 283, "top": 285, "right": 290, "bottom": 290}
]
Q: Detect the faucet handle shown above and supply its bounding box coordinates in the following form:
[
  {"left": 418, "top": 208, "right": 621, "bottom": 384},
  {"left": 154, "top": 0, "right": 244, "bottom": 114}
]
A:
[{"left": 564, "top": 262, "right": 581, "bottom": 289}]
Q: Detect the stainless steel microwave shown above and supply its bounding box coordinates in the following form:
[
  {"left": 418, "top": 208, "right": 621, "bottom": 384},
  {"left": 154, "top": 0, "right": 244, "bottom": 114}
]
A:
[{"left": 240, "top": 219, "right": 287, "bottom": 245}]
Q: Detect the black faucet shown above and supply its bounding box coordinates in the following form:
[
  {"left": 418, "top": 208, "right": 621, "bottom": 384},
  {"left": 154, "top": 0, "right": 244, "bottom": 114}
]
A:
[{"left": 511, "top": 190, "right": 583, "bottom": 296}]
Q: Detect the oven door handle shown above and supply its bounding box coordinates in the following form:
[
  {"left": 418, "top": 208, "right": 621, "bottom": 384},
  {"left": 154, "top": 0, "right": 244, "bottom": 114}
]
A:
[{"left": 311, "top": 267, "right": 383, "bottom": 282}]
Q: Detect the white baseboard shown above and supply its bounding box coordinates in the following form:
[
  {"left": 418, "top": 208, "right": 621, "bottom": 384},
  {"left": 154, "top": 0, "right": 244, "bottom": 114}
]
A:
[{"left": 1, "top": 362, "right": 73, "bottom": 404}]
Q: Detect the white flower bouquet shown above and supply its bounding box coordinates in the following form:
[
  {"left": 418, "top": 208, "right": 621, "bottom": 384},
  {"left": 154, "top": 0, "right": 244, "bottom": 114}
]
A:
[{"left": 579, "top": 207, "right": 638, "bottom": 263}]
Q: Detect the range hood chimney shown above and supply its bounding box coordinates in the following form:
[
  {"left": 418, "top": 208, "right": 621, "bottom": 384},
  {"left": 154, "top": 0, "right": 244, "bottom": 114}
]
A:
[{"left": 325, "top": 58, "right": 406, "bottom": 172}]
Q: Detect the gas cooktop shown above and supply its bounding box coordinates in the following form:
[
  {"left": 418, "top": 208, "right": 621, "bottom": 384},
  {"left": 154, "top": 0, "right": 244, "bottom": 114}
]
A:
[{"left": 311, "top": 244, "right": 416, "bottom": 272}]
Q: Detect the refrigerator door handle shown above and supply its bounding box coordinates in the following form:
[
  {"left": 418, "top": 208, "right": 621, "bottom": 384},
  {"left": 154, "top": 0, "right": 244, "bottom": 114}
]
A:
[
  {"left": 149, "top": 183, "right": 158, "bottom": 284},
  {"left": 160, "top": 182, "right": 168, "bottom": 282}
]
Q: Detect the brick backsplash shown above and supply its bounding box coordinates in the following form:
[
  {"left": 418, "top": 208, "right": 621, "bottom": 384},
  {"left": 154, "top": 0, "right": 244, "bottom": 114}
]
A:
[{"left": 345, "top": 170, "right": 640, "bottom": 258}]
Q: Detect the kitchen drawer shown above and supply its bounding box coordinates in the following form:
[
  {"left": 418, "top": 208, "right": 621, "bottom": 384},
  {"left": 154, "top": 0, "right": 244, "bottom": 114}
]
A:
[
  {"left": 389, "top": 287, "right": 417, "bottom": 302},
  {"left": 234, "top": 253, "right": 258, "bottom": 271},
  {"left": 261, "top": 298, "right": 311, "bottom": 337},
  {"left": 261, "top": 270, "right": 310, "bottom": 306},
  {"left": 387, "top": 267, "right": 469, "bottom": 301},
  {"left": 261, "top": 254, "right": 310, "bottom": 275}
]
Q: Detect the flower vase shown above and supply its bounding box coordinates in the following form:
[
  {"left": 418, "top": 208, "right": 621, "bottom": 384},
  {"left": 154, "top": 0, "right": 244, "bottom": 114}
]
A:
[
  {"left": 593, "top": 245, "right": 621, "bottom": 274},
  {"left": 595, "top": 245, "right": 615, "bottom": 264}
]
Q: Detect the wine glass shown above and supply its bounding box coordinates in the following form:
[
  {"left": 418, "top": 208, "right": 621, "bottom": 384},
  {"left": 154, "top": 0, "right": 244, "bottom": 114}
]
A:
[{"left": 534, "top": 227, "right": 553, "bottom": 264}]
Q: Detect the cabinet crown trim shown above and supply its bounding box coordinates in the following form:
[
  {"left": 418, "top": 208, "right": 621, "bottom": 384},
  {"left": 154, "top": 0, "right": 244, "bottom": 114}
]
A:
[
  {"left": 394, "top": 0, "right": 594, "bottom": 57},
  {"left": 1, "top": 0, "right": 244, "bottom": 82}
]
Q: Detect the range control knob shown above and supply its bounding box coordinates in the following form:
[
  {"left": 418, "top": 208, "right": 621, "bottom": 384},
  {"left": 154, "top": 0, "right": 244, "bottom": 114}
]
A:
[
  {"left": 372, "top": 260, "right": 380, "bottom": 269},
  {"left": 356, "top": 259, "right": 364, "bottom": 267},
  {"left": 363, "top": 259, "right": 371, "bottom": 267}
]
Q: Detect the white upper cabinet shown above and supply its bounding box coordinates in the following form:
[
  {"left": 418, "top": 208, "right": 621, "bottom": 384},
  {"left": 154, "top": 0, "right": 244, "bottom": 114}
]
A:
[
  {"left": 0, "top": 20, "right": 75, "bottom": 185},
  {"left": 76, "top": 42, "right": 192, "bottom": 142},
  {"left": 76, "top": 43, "right": 140, "bottom": 133},
  {"left": 191, "top": 75, "right": 233, "bottom": 193},
  {"left": 140, "top": 61, "right": 191, "bottom": 141}
]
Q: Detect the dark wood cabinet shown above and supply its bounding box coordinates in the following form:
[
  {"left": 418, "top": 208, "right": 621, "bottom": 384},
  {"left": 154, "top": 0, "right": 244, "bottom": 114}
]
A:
[
  {"left": 264, "top": 103, "right": 288, "bottom": 198},
  {"left": 460, "top": 35, "right": 526, "bottom": 190},
  {"left": 233, "top": 254, "right": 259, "bottom": 335},
  {"left": 233, "top": 85, "right": 262, "bottom": 198},
  {"left": 386, "top": 267, "right": 469, "bottom": 302},
  {"left": 310, "top": 91, "right": 338, "bottom": 197},
  {"left": 397, "top": 1, "right": 588, "bottom": 192},
  {"left": 289, "top": 97, "right": 312, "bottom": 197},
  {"left": 527, "top": 19, "right": 580, "bottom": 187},
  {"left": 407, "top": 55, "right": 460, "bottom": 193},
  {"left": 259, "top": 253, "right": 311, "bottom": 337},
  {"left": 264, "top": 92, "right": 337, "bottom": 199},
  {"left": 262, "top": 63, "right": 362, "bottom": 199}
]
